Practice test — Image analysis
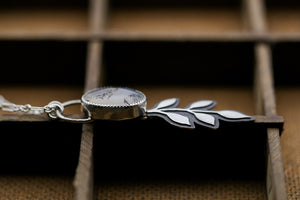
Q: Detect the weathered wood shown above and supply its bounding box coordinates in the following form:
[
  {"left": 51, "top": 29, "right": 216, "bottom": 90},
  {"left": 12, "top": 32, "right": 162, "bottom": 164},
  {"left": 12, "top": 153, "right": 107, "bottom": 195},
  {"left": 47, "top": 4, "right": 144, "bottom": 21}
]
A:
[
  {"left": 74, "top": 0, "right": 108, "bottom": 200},
  {"left": 243, "top": 0, "right": 288, "bottom": 199},
  {"left": 255, "top": 44, "right": 277, "bottom": 116},
  {"left": 0, "top": 114, "right": 283, "bottom": 124},
  {"left": 89, "top": 0, "right": 107, "bottom": 33},
  {"left": 0, "top": 114, "right": 83, "bottom": 122},
  {"left": 74, "top": 42, "right": 103, "bottom": 200},
  {"left": 256, "top": 43, "right": 287, "bottom": 199},
  {"left": 243, "top": 0, "right": 266, "bottom": 33},
  {"left": 0, "top": 31, "right": 300, "bottom": 42},
  {"left": 84, "top": 42, "right": 103, "bottom": 92},
  {"left": 254, "top": 59, "right": 264, "bottom": 115},
  {"left": 73, "top": 124, "right": 94, "bottom": 200},
  {"left": 0, "top": 114, "right": 49, "bottom": 122},
  {"left": 242, "top": 0, "right": 265, "bottom": 115},
  {"left": 254, "top": 115, "right": 284, "bottom": 124},
  {"left": 266, "top": 128, "right": 287, "bottom": 200}
]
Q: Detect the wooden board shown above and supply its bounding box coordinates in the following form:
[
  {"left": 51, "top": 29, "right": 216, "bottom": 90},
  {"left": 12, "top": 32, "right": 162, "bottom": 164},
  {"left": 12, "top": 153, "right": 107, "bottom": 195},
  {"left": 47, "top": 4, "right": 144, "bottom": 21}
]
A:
[
  {"left": 0, "top": 8, "right": 87, "bottom": 32},
  {"left": 107, "top": 7, "right": 242, "bottom": 32}
]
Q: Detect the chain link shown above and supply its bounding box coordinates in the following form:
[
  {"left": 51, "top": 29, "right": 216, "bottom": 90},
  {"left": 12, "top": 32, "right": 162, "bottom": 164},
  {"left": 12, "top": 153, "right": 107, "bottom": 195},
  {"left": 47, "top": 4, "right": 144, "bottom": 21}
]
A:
[
  {"left": 44, "top": 101, "right": 64, "bottom": 119},
  {"left": 1, "top": 102, "right": 45, "bottom": 115},
  {"left": 0, "top": 95, "right": 61, "bottom": 116},
  {"left": 0, "top": 95, "right": 92, "bottom": 123}
]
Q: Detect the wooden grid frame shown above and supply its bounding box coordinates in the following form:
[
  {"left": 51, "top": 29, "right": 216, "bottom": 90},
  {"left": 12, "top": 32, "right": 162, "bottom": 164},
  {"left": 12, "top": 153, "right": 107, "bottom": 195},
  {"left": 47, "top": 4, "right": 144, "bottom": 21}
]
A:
[{"left": 0, "top": 0, "right": 291, "bottom": 199}]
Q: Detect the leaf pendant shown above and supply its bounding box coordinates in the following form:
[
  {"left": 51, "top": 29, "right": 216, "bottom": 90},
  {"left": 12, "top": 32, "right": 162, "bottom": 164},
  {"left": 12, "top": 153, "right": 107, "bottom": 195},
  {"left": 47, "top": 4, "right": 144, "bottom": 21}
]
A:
[
  {"left": 147, "top": 98, "right": 254, "bottom": 129},
  {"left": 164, "top": 112, "right": 191, "bottom": 126},
  {"left": 153, "top": 98, "right": 179, "bottom": 109}
]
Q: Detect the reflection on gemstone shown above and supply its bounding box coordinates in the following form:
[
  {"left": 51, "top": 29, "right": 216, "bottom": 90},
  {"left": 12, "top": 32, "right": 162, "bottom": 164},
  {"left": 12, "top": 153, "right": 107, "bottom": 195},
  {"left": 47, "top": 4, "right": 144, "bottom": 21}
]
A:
[{"left": 83, "top": 87, "right": 145, "bottom": 106}]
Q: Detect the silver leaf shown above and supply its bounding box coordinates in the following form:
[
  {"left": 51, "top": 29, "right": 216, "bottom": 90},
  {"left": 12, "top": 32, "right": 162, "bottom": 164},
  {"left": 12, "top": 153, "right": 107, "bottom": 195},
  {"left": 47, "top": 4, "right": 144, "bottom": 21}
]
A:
[
  {"left": 188, "top": 100, "right": 215, "bottom": 109},
  {"left": 154, "top": 98, "right": 178, "bottom": 109},
  {"left": 194, "top": 113, "right": 215, "bottom": 125},
  {"left": 165, "top": 112, "right": 191, "bottom": 126},
  {"left": 217, "top": 110, "right": 252, "bottom": 119},
  {"left": 147, "top": 98, "right": 253, "bottom": 129}
]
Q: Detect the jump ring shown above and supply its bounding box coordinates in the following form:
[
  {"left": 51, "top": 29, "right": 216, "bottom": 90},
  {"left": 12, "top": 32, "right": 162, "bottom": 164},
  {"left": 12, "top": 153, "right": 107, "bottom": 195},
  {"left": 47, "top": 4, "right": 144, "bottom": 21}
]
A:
[
  {"left": 46, "top": 101, "right": 64, "bottom": 119},
  {"left": 55, "top": 99, "right": 93, "bottom": 123}
]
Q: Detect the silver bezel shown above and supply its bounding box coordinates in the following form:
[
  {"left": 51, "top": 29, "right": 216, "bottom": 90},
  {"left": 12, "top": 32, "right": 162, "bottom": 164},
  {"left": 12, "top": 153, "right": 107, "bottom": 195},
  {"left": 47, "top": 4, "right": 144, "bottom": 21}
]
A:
[{"left": 81, "top": 87, "right": 147, "bottom": 120}]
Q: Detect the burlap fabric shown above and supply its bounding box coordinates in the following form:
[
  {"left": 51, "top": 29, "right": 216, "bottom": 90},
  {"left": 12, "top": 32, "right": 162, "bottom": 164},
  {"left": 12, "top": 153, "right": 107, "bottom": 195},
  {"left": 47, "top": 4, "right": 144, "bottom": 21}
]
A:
[
  {"left": 278, "top": 88, "right": 300, "bottom": 199},
  {"left": 0, "top": 176, "right": 73, "bottom": 200}
]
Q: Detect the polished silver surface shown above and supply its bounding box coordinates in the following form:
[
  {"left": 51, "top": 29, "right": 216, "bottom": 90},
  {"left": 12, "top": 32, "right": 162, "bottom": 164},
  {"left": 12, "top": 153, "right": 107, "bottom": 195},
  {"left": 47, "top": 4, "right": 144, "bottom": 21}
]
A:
[
  {"left": 81, "top": 87, "right": 147, "bottom": 120},
  {"left": 147, "top": 98, "right": 254, "bottom": 129}
]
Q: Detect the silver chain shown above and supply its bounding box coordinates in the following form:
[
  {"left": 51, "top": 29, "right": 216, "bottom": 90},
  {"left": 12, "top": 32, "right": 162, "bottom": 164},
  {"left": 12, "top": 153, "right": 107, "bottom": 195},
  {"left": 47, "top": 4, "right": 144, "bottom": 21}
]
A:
[
  {"left": 0, "top": 95, "right": 64, "bottom": 118},
  {"left": 0, "top": 95, "right": 92, "bottom": 122}
]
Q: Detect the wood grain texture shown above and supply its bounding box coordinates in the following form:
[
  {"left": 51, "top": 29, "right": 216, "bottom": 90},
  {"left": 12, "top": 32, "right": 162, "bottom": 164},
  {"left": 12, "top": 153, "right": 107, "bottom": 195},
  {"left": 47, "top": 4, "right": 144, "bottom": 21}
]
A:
[
  {"left": 1, "top": 31, "right": 300, "bottom": 42},
  {"left": 84, "top": 42, "right": 103, "bottom": 92},
  {"left": 267, "top": 128, "right": 287, "bottom": 200},
  {"left": 255, "top": 44, "right": 277, "bottom": 116},
  {"left": 243, "top": 0, "right": 287, "bottom": 199},
  {"left": 74, "top": 0, "right": 107, "bottom": 200},
  {"left": 74, "top": 124, "right": 94, "bottom": 200}
]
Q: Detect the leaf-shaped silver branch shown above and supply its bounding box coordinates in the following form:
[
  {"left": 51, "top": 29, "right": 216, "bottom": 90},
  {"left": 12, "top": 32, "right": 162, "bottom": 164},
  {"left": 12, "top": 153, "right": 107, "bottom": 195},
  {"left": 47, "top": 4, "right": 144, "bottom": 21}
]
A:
[{"left": 146, "top": 98, "right": 254, "bottom": 129}]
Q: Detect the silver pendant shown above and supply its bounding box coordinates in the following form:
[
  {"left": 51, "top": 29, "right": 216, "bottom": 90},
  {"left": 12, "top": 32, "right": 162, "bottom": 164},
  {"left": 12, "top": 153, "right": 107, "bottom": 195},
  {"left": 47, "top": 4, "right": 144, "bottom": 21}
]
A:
[{"left": 0, "top": 87, "right": 254, "bottom": 129}]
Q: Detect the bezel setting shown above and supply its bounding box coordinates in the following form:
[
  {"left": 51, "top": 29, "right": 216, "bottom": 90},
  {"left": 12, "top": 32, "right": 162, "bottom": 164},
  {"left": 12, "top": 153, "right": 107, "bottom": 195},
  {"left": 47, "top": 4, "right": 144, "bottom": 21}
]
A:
[{"left": 81, "top": 87, "right": 147, "bottom": 120}]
